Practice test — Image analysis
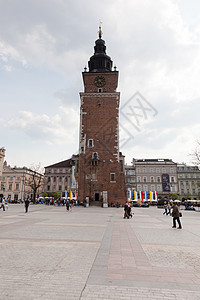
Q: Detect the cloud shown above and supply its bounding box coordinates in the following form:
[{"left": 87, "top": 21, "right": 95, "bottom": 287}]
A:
[
  {"left": 1, "top": 0, "right": 200, "bottom": 167},
  {"left": 5, "top": 106, "right": 79, "bottom": 145}
]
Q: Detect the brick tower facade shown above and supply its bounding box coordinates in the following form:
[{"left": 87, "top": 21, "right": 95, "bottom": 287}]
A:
[{"left": 78, "top": 27, "right": 127, "bottom": 206}]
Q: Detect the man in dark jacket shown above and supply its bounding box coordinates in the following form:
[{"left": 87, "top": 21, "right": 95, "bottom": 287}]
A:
[
  {"left": 172, "top": 203, "right": 182, "bottom": 229},
  {"left": 25, "top": 199, "right": 30, "bottom": 213},
  {"left": 124, "top": 202, "right": 129, "bottom": 219}
]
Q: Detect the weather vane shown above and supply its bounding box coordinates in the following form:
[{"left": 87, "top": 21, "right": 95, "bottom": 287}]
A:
[{"left": 98, "top": 20, "right": 103, "bottom": 38}]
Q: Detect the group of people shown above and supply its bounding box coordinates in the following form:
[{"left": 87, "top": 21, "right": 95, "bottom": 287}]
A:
[
  {"left": 123, "top": 202, "right": 133, "bottom": 219},
  {"left": 163, "top": 201, "right": 172, "bottom": 215},
  {"left": 123, "top": 200, "right": 182, "bottom": 229}
]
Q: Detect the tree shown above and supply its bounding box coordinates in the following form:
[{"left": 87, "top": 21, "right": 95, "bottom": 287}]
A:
[
  {"left": 25, "top": 164, "right": 44, "bottom": 204},
  {"left": 182, "top": 192, "right": 192, "bottom": 200},
  {"left": 53, "top": 192, "right": 61, "bottom": 200},
  {"left": 190, "top": 142, "right": 200, "bottom": 195},
  {"left": 191, "top": 141, "right": 200, "bottom": 167},
  {"left": 41, "top": 192, "right": 48, "bottom": 198},
  {"left": 171, "top": 193, "right": 179, "bottom": 200}
]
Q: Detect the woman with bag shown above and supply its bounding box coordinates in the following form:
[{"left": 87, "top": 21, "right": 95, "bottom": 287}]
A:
[{"left": 172, "top": 202, "right": 182, "bottom": 229}]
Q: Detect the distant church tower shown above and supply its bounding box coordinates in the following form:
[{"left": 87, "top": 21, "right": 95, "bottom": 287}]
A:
[{"left": 78, "top": 26, "right": 126, "bottom": 206}]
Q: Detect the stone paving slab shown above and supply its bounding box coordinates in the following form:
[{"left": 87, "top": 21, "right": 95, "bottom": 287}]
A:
[
  {"left": 0, "top": 204, "right": 200, "bottom": 299},
  {"left": 81, "top": 285, "right": 200, "bottom": 300}
]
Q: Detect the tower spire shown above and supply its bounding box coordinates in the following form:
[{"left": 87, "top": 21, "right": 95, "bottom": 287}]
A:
[
  {"left": 88, "top": 23, "right": 113, "bottom": 72},
  {"left": 98, "top": 21, "right": 103, "bottom": 39}
]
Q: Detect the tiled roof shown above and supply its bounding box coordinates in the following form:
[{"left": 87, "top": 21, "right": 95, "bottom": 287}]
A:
[{"left": 45, "top": 158, "right": 74, "bottom": 169}]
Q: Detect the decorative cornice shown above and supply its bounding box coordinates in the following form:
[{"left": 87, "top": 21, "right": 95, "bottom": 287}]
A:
[{"left": 80, "top": 92, "right": 120, "bottom": 98}]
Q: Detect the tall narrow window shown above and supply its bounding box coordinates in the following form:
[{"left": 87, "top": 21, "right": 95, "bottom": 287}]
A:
[
  {"left": 88, "top": 139, "right": 93, "bottom": 148},
  {"left": 110, "top": 173, "right": 116, "bottom": 182}
]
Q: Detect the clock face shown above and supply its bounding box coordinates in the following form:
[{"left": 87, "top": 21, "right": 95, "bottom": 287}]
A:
[{"left": 94, "top": 76, "right": 106, "bottom": 87}]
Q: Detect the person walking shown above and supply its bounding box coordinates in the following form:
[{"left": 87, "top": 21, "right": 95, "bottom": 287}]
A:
[
  {"left": 69, "top": 200, "right": 73, "bottom": 212},
  {"left": 172, "top": 202, "right": 182, "bottom": 229},
  {"left": 25, "top": 199, "right": 30, "bottom": 213},
  {"left": 5, "top": 198, "right": 9, "bottom": 210},
  {"left": 124, "top": 202, "right": 130, "bottom": 219},
  {"left": 167, "top": 202, "right": 171, "bottom": 215},
  {"left": 66, "top": 200, "right": 70, "bottom": 211},
  {"left": 0, "top": 198, "right": 5, "bottom": 211},
  {"left": 163, "top": 201, "right": 168, "bottom": 215}
]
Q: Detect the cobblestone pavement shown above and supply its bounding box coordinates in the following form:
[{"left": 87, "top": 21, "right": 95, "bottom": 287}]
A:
[{"left": 0, "top": 204, "right": 200, "bottom": 299}]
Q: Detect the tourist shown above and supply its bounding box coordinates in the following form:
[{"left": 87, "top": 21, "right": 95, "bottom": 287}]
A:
[
  {"left": 0, "top": 198, "right": 5, "bottom": 211},
  {"left": 167, "top": 203, "right": 171, "bottom": 215},
  {"left": 5, "top": 198, "right": 9, "bottom": 210},
  {"left": 172, "top": 202, "right": 182, "bottom": 229},
  {"left": 163, "top": 201, "right": 168, "bottom": 215},
  {"left": 25, "top": 198, "right": 30, "bottom": 213},
  {"left": 66, "top": 200, "right": 70, "bottom": 211},
  {"left": 124, "top": 202, "right": 130, "bottom": 219}
]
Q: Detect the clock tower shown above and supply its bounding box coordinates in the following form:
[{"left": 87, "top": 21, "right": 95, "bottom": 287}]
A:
[{"left": 78, "top": 26, "right": 127, "bottom": 206}]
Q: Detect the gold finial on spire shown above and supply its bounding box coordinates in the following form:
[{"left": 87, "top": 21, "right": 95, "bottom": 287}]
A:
[{"left": 98, "top": 20, "right": 103, "bottom": 38}]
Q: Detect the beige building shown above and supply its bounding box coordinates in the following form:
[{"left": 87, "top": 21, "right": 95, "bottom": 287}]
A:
[
  {"left": 0, "top": 162, "right": 44, "bottom": 202},
  {"left": 177, "top": 163, "right": 200, "bottom": 199},
  {"left": 131, "top": 158, "right": 179, "bottom": 198},
  {"left": 44, "top": 156, "right": 77, "bottom": 197}
]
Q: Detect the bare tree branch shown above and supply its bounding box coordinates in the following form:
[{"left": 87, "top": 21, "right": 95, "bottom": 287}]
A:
[
  {"left": 190, "top": 141, "right": 200, "bottom": 167},
  {"left": 25, "top": 164, "right": 44, "bottom": 204}
]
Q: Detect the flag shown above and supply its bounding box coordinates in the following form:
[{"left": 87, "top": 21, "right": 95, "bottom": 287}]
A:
[
  {"left": 140, "top": 191, "right": 144, "bottom": 201},
  {"left": 145, "top": 191, "right": 148, "bottom": 201},
  {"left": 75, "top": 192, "right": 78, "bottom": 200},
  {"left": 65, "top": 191, "right": 68, "bottom": 199},
  {"left": 155, "top": 191, "right": 158, "bottom": 201},
  {"left": 150, "top": 191, "right": 154, "bottom": 202},
  {"left": 131, "top": 190, "right": 134, "bottom": 200},
  {"left": 70, "top": 190, "right": 72, "bottom": 200},
  {"left": 134, "top": 190, "right": 137, "bottom": 200}
]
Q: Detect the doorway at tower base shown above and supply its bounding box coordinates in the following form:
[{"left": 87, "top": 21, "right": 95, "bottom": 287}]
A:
[
  {"left": 103, "top": 191, "right": 108, "bottom": 207},
  {"left": 82, "top": 190, "right": 126, "bottom": 207}
]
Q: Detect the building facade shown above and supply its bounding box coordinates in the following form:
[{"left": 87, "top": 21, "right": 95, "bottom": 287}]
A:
[
  {"left": 125, "top": 164, "right": 136, "bottom": 195},
  {"left": 126, "top": 159, "right": 179, "bottom": 199},
  {"left": 177, "top": 163, "right": 200, "bottom": 199},
  {"left": 77, "top": 27, "right": 126, "bottom": 206},
  {"left": 44, "top": 156, "right": 77, "bottom": 197},
  {"left": 0, "top": 162, "right": 44, "bottom": 202}
]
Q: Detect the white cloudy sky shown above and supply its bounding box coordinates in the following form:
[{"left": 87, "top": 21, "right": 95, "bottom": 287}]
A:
[{"left": 1, "top": 0, "right": 200, "bottom": 168}]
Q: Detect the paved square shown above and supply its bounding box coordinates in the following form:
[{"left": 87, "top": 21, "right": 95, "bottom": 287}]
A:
[{"left": 0, "top": 204, "right": 200, "bottom": 299}]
